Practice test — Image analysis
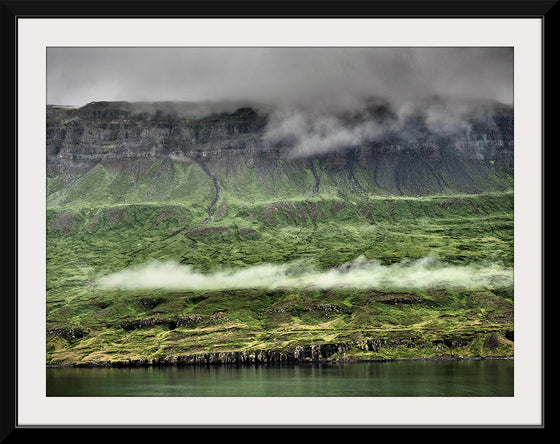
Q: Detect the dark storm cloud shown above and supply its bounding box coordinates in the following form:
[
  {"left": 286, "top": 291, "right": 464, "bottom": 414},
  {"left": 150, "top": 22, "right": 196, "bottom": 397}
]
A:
[{"left": 46, "top": 47, "right": 513, "bottom": 108}]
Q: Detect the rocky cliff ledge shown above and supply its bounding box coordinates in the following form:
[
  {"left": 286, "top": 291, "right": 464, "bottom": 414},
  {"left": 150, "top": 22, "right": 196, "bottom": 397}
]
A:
[
  {"left": 46, "top": 99, "right": 514, "bottom": 197},
  {"left": 66, "top": 330, "right": 513, "bottom": 368},
  {"left": 47, "top": 100, "right": 512, "bottom": 163}
]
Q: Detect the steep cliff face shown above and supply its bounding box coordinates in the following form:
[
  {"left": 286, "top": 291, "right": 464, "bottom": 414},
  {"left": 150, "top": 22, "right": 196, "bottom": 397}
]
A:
[
  {"left": 46, "top": 99, "right": 513, "bottom": 204},
  {"left": 47, "top": 102, "right": 269, "bottom": 159}
]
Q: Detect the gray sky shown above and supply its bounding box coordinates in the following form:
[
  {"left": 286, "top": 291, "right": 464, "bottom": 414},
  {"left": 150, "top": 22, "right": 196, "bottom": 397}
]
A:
[{"left": 46, "top": 47, "right": 513, "bottom": 108}]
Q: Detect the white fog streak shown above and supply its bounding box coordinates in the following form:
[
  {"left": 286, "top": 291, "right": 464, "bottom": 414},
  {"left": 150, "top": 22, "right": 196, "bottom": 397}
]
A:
[
  {"left": 263, "top": 109, "right": 388, "bottom": 158},
  {"left": 96, "top": 257, "right": 513, "bottom": 291}
]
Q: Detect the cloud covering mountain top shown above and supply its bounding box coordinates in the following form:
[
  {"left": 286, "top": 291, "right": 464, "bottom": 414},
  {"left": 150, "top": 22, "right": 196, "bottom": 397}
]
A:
[{"left": 47, "top": 47, "right": 513, "bottom": 110}]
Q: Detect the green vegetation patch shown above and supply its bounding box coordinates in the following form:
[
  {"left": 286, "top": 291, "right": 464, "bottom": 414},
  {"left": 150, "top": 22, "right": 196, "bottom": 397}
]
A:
[{"left": 46, "top": 191, "right": 513, "bottom": 365}]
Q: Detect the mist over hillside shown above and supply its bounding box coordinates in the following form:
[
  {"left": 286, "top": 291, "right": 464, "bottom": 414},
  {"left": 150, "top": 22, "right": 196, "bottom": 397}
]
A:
[
  {"left": 46, "top": 95, "right": 513, "bottom": 207},
  {"left": 47, "top": 47, "right": 513, "bottom": 203}
]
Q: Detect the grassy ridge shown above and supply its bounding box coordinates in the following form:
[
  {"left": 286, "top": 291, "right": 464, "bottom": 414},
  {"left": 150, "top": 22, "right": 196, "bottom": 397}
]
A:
[
  {"left": 46, "top": 192, "right": 513, "bottom": 274},
  {"left": 47, "top": 152, "right": 514, "bottom": 207},
  {"left": 47, "top": 158, "right": 217, "bottom": 207}
]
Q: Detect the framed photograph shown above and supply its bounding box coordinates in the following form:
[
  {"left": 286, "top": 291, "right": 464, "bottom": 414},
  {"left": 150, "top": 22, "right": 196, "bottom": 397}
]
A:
[{"left": 4, "top": 0, "right": 552, "bottom": 434}]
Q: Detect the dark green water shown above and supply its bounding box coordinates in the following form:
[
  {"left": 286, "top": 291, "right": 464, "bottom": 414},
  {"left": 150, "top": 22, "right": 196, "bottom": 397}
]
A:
[{"left": 46, "top": 359, "right": 513, "bottom": 397}]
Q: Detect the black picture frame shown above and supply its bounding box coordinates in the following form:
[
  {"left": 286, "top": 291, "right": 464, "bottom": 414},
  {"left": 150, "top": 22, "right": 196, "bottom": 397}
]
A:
[{"left": 2, "top": 0, "right": 554, "bottom": 437}]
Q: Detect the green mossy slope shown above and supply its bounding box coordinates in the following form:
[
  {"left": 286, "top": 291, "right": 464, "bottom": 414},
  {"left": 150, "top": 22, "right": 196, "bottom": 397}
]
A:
[{"left": 46, "top": 190, "right": 514, "bottom": 365}]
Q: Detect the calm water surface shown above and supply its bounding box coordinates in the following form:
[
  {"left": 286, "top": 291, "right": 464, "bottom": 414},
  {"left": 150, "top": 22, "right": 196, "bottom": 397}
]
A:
[{"left": 46, "top": 359, "right": 513, "bottom": 397}]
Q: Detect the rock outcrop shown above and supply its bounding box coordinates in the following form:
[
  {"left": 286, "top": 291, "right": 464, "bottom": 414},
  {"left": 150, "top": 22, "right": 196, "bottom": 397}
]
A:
[{"left": 70, "top": 330, "right": 513, "bottom": 367}]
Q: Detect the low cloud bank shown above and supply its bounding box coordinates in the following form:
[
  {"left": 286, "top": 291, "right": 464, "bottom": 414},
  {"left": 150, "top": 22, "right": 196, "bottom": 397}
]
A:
[
  {"left": 48, "top": 47, "right": 512, "bottom": 110},
  {"left": 263, "top": 97, "right": 501, "bottom": 159},
  {"left": 96, "top": 256, "right": 513, "bottom": 291},
  {"left": 264, "top": 108, "right": 388, "bottom": 158}
]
